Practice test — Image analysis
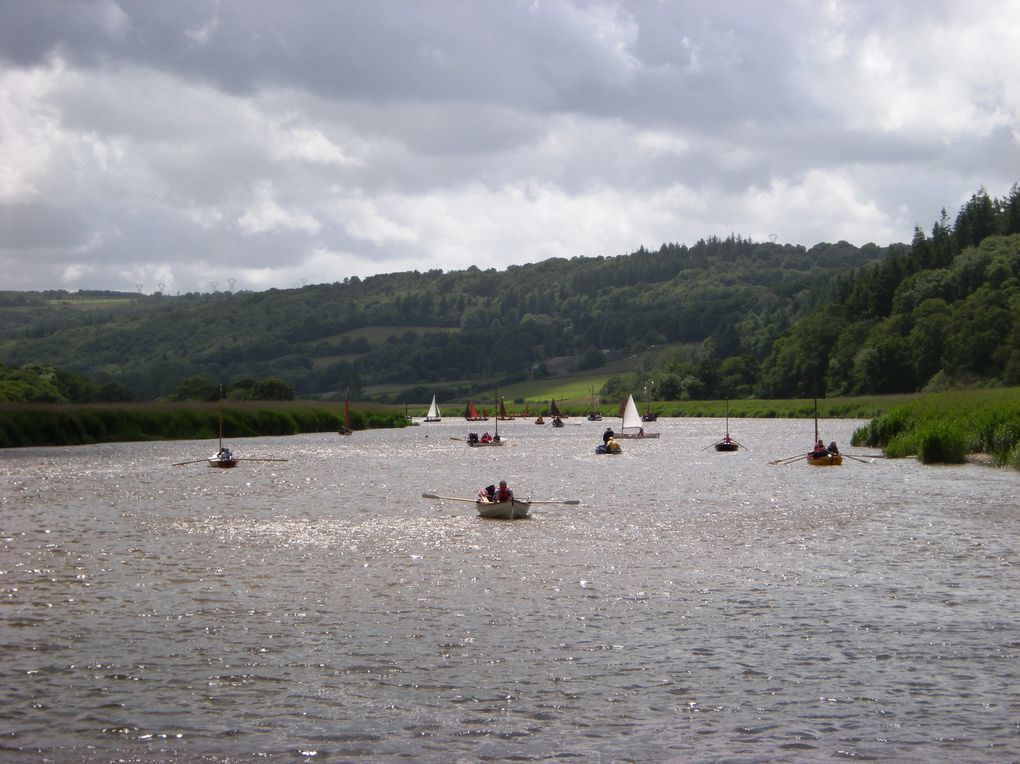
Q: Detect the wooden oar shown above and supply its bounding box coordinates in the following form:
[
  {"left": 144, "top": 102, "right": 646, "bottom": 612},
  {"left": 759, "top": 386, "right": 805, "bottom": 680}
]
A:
[
  {"left": 768, "top": 452, "right": 810, "bottom": 465},
  {"left": 239, "top": 458, "right": 289, "bottom": 462},
  {"left": 172, "top": 458, "right": 210, "bottom": 466},
  {"left": 839, "top": 453, "right": 872, "bottom": 464},
  {"left": 421, "top": 492, "right": 579, "bottom": 506},
  {"left": 422, "top": 493, "right": 479, "bottom": 503}
]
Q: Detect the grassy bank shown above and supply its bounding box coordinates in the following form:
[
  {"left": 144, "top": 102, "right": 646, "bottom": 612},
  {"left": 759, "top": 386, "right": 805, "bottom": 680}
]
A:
[
  {"left": 0, "top": 400, "right": 410, "bottom": 449},
  {"left": 851, "top": 387, "right": 1020, "bottom": 466},
  {"left": 485, "top": 394, "right": 915, "bottom": 420}
]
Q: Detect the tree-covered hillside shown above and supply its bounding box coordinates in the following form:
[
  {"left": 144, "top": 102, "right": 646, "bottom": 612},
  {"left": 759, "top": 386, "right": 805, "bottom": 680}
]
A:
[
  {"left": 0, "top": 236, "right": 889, "bottom": 400},
  {"left": 754, "top": 186, "right": 1020, "bottom": 398},
  {"left": 2, "top": 184, "right": 1018, "bottom": 403}
]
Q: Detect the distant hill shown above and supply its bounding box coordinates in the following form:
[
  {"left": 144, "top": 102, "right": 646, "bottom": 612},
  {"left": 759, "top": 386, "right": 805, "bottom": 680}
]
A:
[
  {"left": 4, "top": 184, "right": 1019, "bottom": 405},
  {"left": 0, "top": 236, "right": 890, "bottom": 401}
]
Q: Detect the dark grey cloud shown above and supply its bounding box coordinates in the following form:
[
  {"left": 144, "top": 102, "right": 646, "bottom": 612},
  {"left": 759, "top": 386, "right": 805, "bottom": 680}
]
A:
[{"left": 1, "top": 0, "right": 1017, "bottom": 292}]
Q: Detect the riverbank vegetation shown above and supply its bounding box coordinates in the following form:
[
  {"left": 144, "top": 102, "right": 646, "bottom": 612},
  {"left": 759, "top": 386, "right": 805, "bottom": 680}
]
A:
[
  {"left": 851, "top": 387, "right": 1020, "bottom": 466},
  {"left": 0, "top": 400, "right": 410, "bottom": 449}
]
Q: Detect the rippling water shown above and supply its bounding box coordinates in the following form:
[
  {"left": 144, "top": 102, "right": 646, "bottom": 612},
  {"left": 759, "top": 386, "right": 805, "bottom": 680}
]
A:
[{"left": 2, "top": 417, "right": 1018, "bottom": 762}]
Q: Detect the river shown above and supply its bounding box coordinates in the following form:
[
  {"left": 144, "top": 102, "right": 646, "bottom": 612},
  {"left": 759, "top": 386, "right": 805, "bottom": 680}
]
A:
[{"left": 1, "top": 417, "right": 1018, "bottom": 762}]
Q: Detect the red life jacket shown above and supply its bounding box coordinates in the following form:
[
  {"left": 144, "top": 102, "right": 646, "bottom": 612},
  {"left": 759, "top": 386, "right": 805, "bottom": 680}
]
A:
[{"left": 497, "top": 486, "right": 512, "bottom": 501}]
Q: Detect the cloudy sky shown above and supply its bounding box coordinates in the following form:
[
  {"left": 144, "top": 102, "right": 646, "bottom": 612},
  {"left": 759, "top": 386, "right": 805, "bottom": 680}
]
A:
[{"left": 2, "top": 1, "right": 1019, "bottom": 294}]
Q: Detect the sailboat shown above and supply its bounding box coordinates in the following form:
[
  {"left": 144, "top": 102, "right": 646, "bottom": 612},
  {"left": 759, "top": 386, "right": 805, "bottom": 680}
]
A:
[
  {"left": 614, "top": 394, "right": 660, "bottom": 439},
  {"left": 549, "top": 397, "right": 564, "bottom": 427},
  {"left": 463, "top": 399, "right": 488, "bottom": 421},
  {"left": 424, "top": 394, "right": 442, "bottom": 422},
  {"left": 807, "top": 387, "right": 842, "bottom": 466},
  {"left": 641, "top": 385, "right": 657, "bottom": 422},
  {"left": 172, "top": 385, "right": 288, "bottom": 468},
  {"left": 208, "top": 386, "right": 238, "bottom": 467},
  {"left": 497, "top": 396, "right": 514, "bottom": 420},
  {"left": 587, "top": 387, "right": 602, "bottom": 421},
  {"left": 469, "top": 389, "right": 505, "bottom": 446},
  {"left": 339, "top": 386, "right": 353, "bottom": 435},
  {"left": 714, "top": 400, "right": 739, "bottom": 451}
]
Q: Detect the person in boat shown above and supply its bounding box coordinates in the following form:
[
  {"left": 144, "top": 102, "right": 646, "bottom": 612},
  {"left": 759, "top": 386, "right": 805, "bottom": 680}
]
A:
[
  {"left": 217, "top": 447, "right": 232, "bottom": 460},
  {"left": 467, "top": 432, "right": 479, "bottom": 444},
  {"left": 481, "top": 432, "right": 493, "bottom": 443},
  {"left": 477, "top": 484, "right": 496, "bottom": 502},
  {"left": 602, "top": 427, "right": 614, "bottom": 444},
  {"left": 605, "top": 437, "right": 621, "bottom": 454},
  {"left": 810, "top": 439, "right": 828, "bottom": 459},
  {"left": 827, "top": 441, "right": 840, "bottom": 454},
  {"left": 722, "top": 435, "right": 733, "bottom": 445},
  {"left": 492, "top": 432, "right": 501, "bottom": 442},
  {"left": 495, "top": 480, "right": 514, "bottom": 502}
]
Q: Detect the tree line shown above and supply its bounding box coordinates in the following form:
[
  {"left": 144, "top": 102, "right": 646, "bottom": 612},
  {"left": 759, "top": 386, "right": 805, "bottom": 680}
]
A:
[{"left": 1, "top": 184, "right": 1018, "bottom": 403}]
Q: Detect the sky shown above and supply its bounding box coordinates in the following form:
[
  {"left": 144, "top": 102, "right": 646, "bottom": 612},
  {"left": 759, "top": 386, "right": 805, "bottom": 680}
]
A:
[{"left": 1, "top": 1, "right": 1019, "bottom": 295}]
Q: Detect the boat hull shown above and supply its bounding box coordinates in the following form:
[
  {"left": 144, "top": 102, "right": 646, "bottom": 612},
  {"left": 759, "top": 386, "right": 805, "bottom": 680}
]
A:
[
  {"left": 476, "top": 500, "right": 530, "bottom": 519},
  {"left": 616, "top": 432, "right": 660, "bottom": 439},
  {"left": 807, "top": 453, "right": 843, "bottom": 466},
  {"left": 207, "top": 458, "right": 237, "bottom": 468},
  {"left": 715, "top": 442, "right": 738, "bottom": 452},
  {"left": 468, "top": 440, "right": 504, "bottom": 447}
]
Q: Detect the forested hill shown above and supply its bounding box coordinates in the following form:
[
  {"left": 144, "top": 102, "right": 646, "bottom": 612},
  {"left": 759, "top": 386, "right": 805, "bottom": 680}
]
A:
[
  {"left": 0, "top": 236, "right": 891, "bottom": 400},
  {"left": 2, "top": 183, "right": 1018, "bottom": 404},
  {"left": 757, "top": 186, "right": 1020, "bottom": 398}
]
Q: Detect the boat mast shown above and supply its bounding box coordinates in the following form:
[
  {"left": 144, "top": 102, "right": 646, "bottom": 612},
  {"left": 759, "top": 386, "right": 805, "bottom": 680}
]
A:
[
  {"left": 813, "top": 378, "right": 819, "bottom": 444},
  {"left": 218, "top": 383, "right": 225, "bottom": 451}
]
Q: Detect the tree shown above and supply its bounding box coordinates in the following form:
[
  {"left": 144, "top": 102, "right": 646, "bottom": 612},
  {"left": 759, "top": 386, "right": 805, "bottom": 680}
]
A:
[
  {"left": 250, "top": 378, "right": 295, "bottom": 400},
  {"left": 170, "top": 375, "right": 220, "bottom": 401},
  {"left": 851, "top": 334, "right": 915, "bottom": 394}
]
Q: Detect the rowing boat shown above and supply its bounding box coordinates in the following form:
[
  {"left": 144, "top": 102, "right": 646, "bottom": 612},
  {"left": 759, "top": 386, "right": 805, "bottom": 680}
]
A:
[
  {"left": 807, "top": 452, "right": 843, "bottom": 466},
  {"left": 475, "top": 499, "right": 531, "bottom": 519},
  {"left": 421, "top": 492, "right": 580, "bottom": 519}
]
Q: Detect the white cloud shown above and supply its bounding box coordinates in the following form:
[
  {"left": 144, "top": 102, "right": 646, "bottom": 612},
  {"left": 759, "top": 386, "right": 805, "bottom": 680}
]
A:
[
  {"left": 237, "top": 183, "right": 321, "bottom": 235},
  {"left": 0, "top": 1, "right": 1017, "bottom": 293}
]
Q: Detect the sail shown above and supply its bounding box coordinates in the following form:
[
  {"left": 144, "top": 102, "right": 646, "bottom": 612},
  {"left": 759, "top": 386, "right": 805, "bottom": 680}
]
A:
[
  {"left": 550, "top": 398, "right": 561, "bottom": 416},
  {"left": 621, "top": 394, "right": 642, "bottom": 432},
  {"left": 425, "top": 395, "right": 441, "bottom": 421}
]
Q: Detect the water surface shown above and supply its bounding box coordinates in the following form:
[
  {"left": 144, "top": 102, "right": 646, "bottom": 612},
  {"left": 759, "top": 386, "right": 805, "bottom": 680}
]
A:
[{"left": 2, "top": 417, "right": 1018, "bottom": 761}]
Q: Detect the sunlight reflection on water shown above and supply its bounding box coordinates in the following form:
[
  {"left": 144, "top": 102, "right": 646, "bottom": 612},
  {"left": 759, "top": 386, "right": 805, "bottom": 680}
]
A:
[{"left": 1, "top": 418, "right": 1018, "bottom": 761}]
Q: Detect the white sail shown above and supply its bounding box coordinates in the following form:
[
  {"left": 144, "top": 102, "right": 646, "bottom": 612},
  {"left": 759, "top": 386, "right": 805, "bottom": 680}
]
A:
[
  {"left": 425, "top": 394, "right": 441, "bottom": 422},
  {"left": 621, "top": 394, "right": 642, "bottom": 433}
]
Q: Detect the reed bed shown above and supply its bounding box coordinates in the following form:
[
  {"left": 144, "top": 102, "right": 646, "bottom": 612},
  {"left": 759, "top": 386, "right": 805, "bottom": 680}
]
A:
[
  {"left": 851, "top": 387, "right": 1020, "bottom": 466},
  {"left": 0, "top": 400, "right": 410, "bottom": 448}
]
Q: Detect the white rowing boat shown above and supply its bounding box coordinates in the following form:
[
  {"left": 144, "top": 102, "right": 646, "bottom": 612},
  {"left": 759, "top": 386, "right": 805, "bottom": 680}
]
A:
[
  {"left": 421, "top": 492, "right": 579, "bottom": 520},
  {"left": 475, "top": 498, "right": 531, "bottom": 519}
]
